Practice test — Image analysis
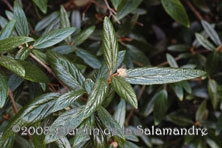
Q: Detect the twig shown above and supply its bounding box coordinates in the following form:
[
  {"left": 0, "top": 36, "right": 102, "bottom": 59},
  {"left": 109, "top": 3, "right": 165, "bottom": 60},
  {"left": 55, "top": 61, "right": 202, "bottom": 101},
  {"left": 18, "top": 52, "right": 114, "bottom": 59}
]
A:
[
  {"left": 185, "top": 0, "right": 203, "bottom": 20},
  {"left": 2, "top": 0, "right": 13, "bottom": 11},
  {"left": 29, "top": 53, "right": 70, "bottom": 91},
  {"left": 8, "top": 88, "right": 18, "bottom": 114},
  {"left": 125, "top": 85, "right": 146, "bottom": 126},
  {"left": 104, "top": 0, "right": 120, "bottom": 24}
]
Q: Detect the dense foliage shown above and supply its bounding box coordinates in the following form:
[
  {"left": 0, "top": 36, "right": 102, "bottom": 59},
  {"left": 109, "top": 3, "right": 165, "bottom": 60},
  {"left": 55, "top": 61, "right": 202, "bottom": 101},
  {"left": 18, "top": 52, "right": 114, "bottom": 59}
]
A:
[{"left": 0, "top": 0, "right": 221, "bottom": 148}]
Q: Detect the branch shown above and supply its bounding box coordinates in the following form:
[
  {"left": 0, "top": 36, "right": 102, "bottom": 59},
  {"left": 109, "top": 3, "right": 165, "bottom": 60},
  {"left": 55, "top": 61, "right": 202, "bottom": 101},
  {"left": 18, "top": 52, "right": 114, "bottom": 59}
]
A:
[
  {"left": 2, "top": 0, "right": 13, "bottom": 11},
  {"left": 185, "top": 0, "right": 203, "bottom": 20},
  {"left": 8, "top": 88, "right": 18, "bottom": 114}
]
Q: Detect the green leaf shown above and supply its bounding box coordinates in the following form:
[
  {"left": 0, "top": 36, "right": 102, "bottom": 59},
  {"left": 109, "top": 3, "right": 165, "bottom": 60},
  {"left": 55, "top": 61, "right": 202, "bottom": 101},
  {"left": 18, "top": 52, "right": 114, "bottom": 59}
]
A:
[
  {"left": 113, "top": 99, "right": 126, "bottom": 127},
  {"left": 195, "top": 33, "right": 216, "bottom": 51},
  {"left": 195, "top": 100, "right": 208, "bottom": 122},
  {"left": 166, "top": 53, "right": 178, "bottom": 68},
  {"left": 15, "top": 47, "right": 31, "bottom": 60},
  {"left": 82, "top": 78, "right": 109, "bottom": 120},
  {"left": 71, "top": 26, "right": 95, "bottom": 46},
  {"left": 2, "top": 93, "right": 59, "bottom": 140},
  {"left": 125, "top": 67, "right": 206, "bottom": 85},
  {"left": 208, "top": 79, "right": 222, "bottom": 110},
  {"left": 111, "top": 76, "right": 137, "bottom": 108},
  {"left": 216, "top": 114, "right": 222, "bottom": 136},
  {"left": 0, "top": 136, "right": 15, "bottom": 148},
  {"left": 33, "top": 27, "right": 75, "bottom": 49},
  {"left": 32, "top": 50, "right": 48, "bottom": 64},
  {"left": 171, "top": 83, "right": 184, "bottom": 101},
  {"left": 60, "top": 5, "right": 71, "bottom": 43},
  {"left": 44, "top": 106, "right": 84, "bottom": 144},
  {"left": 161, "top": 0, "right": 190, "bottom": 27},
  {"left": 167, "top": 111, "right": 194, "bottom": 126},
  {"left": 13, "top": 1, "right": 30, "bottom": 36},
  {"left": 111, "top": 0, "right": 122, "bottom": 10},
  {"left": 97, "top": 107, "right": 124, "bottom": 139},
  {"left": 83, "top": 78, "right": 94, "bottom": 94},
  {"left": 52, "top": 89, "right": 85, "bottom": 112},
  {"left": 117, "top": 0, "right": 143, "bottom": 20},
  {"left": 76, "top": 48, "right": 101, "bottom": 69},
  {"left": 102, "top": 17, "right": 118, "bottom": 73},
  {"left": 19, "top": 61, "right": 50, "bottom": 83},
  {"left": 47, "top": 51, "right": 85, "bottom": 89},
  {"left": 0, "top": 19, "right": 16, "bottom": 40},
  {"left": 0, "top": 37, "right": 34, "bottom": 52},
  {"left": 35, "top": 12, "right": 59, "bottom": 32},
  {"left": 0, "top": 56, "right": 25, "bottom": 77},
  {"left": 154, "top": 90, "right": 168, "bottom": 125},
  {"left": 201, "top": 20, "right": 221, "bottom": 46},
  {"left": 181, "top": 81, "right": 192, "bottom": 94},
  {"left": 32, "top": 0, "right": 48, "bottom": 14},
  {"left": 168, "top": 44, "right": 190, "bottom": 52},
  {"left": 55, "top": 137, "right": 71, "bottom": 148},
  {"left": 0, "top": 72, "right": 7, "bottom": 108}
]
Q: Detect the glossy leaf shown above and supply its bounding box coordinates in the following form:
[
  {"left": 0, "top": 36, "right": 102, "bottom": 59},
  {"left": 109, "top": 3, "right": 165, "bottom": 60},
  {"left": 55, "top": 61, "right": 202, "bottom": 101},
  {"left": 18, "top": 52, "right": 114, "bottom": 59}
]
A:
[
  {"left": 13, "top": 1, "right": 30, "bottom": 36},
  {"left": 97, "top": 107, "right": 124, "bottom": 138},
  {"left": 111, "top": 76, "right": 137, "bottom": 108},
  {"left": 83, "top": 78, "right": 94, "bottom": 94},
  {"left": 52, "top": 89, "right": 85, "bottom": 112},
  {"left": 161, "top": 0, "right": 190, "bottom": 27},
  {"left": 114, "top": 50, "right": 126, "bottom": 72},
  {"left": 20, "top": 61, "right": 50, "bottom": 83},
  {"left": 102, "top": 17, "right": 118, "bottom": 73},
  {"left": 32, "top": 49, "right": 48, "bottom": 64},
  {"left": 33, "top": 27, "right": 75, "bottom": 49},
  {"left": 15, "top": 47, "right": 31, "bottom": 60},
  {"left": 125, "top": 67, "right": 206, "bottom": 85},
  {"left": 0, "top": 36, "right": 34, "bottom": 52},
  {"left": 208, "top": 79, "right": 222, "bottom": 110},
  {"left": 76, "top": 48, "right": 102, "bottom": 69},
  {"left": 33, "top": 0, "right": 48, "bottom": 14},
  {"left": 0, "top": 56, "right": 25, "bottom": 77},
  {"left": 72, "top": 26, "right": 95, "bottom": 46},
  {"left": 166, "top": 53, "right": 178, "bottom": 68},
  {"left": 167, "top": 112, "right": 194, "bottom": 126},
  {"left": 0, "top": 19, "right": 16, "bottom": 40},
  {"left": 35, "top": 12, "right": 59, "bottom": 31},
  {"left": 201, "top": 20, "right": 221, "bottom": 46},
  {"left": 113, "top": 99, "right": 126, "bottom": 127},
  {"left": 171, "top": 83, "right": 184, "bottom": 101},
  {"left": 0, "top": 72, "right": 7, "bottom": 108},
  {"left": 117, "top": 0, "right": 143, "bottom": 20},
  {"left": 195, "top": 33, "right": 216, "bottom": 51},
  {"left": 44, "top": 106, "right": 84, "bottom": 143},
  {"left": 154, "top": 90, "right": 168, "bottom": 125},
  {"left": 82, "top": 78, "right": 109, "bottom": 120},
  {"left": 181, "top": 81, "right": 192, "bottom": 94},
  {"left": 60, "top": 5, "right": 71, "bottom": 43},
  {"left": 56, "top": 137, "right": 71, "bottom": 148},
  {"left": 195, "top": 100, "right": 208, "bottom": 122},
  {"left": 47, "top": 51, "right": 85, "bottom": 89},
  {"left": 2, "top": 93, "right": 59, "bottom": 140},
  {"left": 168, "top": 44, "right": 189, "bottom": 52}
]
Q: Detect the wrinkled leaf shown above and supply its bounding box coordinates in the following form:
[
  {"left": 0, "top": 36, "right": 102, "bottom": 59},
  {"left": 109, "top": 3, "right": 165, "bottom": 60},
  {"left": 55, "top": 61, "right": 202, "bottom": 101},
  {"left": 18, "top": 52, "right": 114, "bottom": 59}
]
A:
[
  {"left": 161, "top": 0, "right": 190, "bottom": 27},
  {"left": 125, "top": 67, "right": 206, "bottom": 85},
  {"left": 167, "top": 112, "right": 194, "bottom": 126},
  {"left": 76, "top": 48, "right": 101, "bottom": 69},
  {"left": 33, "top": 0, "right": 48, "bottom": 14},
  {"left": 154, "top": 90, "right": 168, "bottom": 125},
  {"left": 47, "top": 51, "right": 85, "bottom": 89},
  {"left": 0, "top": 56, "right": 25, "bottom": 77},
  {"left": 97, "top": 107, "right": 124, "bottom": 138},
  {"left": 195, "top": 33, "right": 216, "bottom": 51},
  {"left": 82, "top": 78, "right": 109, "bottom": 120},
  {"left": 45, "top": 106, "right": 84, "bottom": 143},
  {"left": 0, "top": 19, "right": 16, "bottom": 40},
  {"left": 13, "top": 1, "right": 30, "bottom": 36},
  {"left": 114, "top": 99, "right": 126, "bottom": 127},
  {"left": 201, "top": 20, "right": 221, "bottom": 46},
  {"left": 102, "top": 17, "right": 118, "bottom": 73},
  {"left": 117, "top": 0, "right": 143, "bottom": 20},
  {"left": 83, "top": 78, "right": 94, "bottom": 94},
  {"left": 2, "top": 93, "right": 59, "bottom": 140},
  {"left": 0, "top": 72, "right": 7, "bottom": 108},
  {"left": 15, "top": 47, "right": 31, "bottom": 60},
  {"left": 60, "top": 5, "right": 71, "bottom": 43},
  {"left": 52, "top": 88, "right": 85, "bottom": 112},
  {"left": 72, "top": 26, "right": 95, "bottom": 46},
  {"left": 55, "top": 137, "right": 71, "bottom": 148},
  {"left": 33, "top": 27, "right": 75, "bottom": 49},
  {"left": 0, "top": 37, "right": 34, "bottom": 52},
  {"left": 111, "top": 76, "right": 137, "bottom": 108}
]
